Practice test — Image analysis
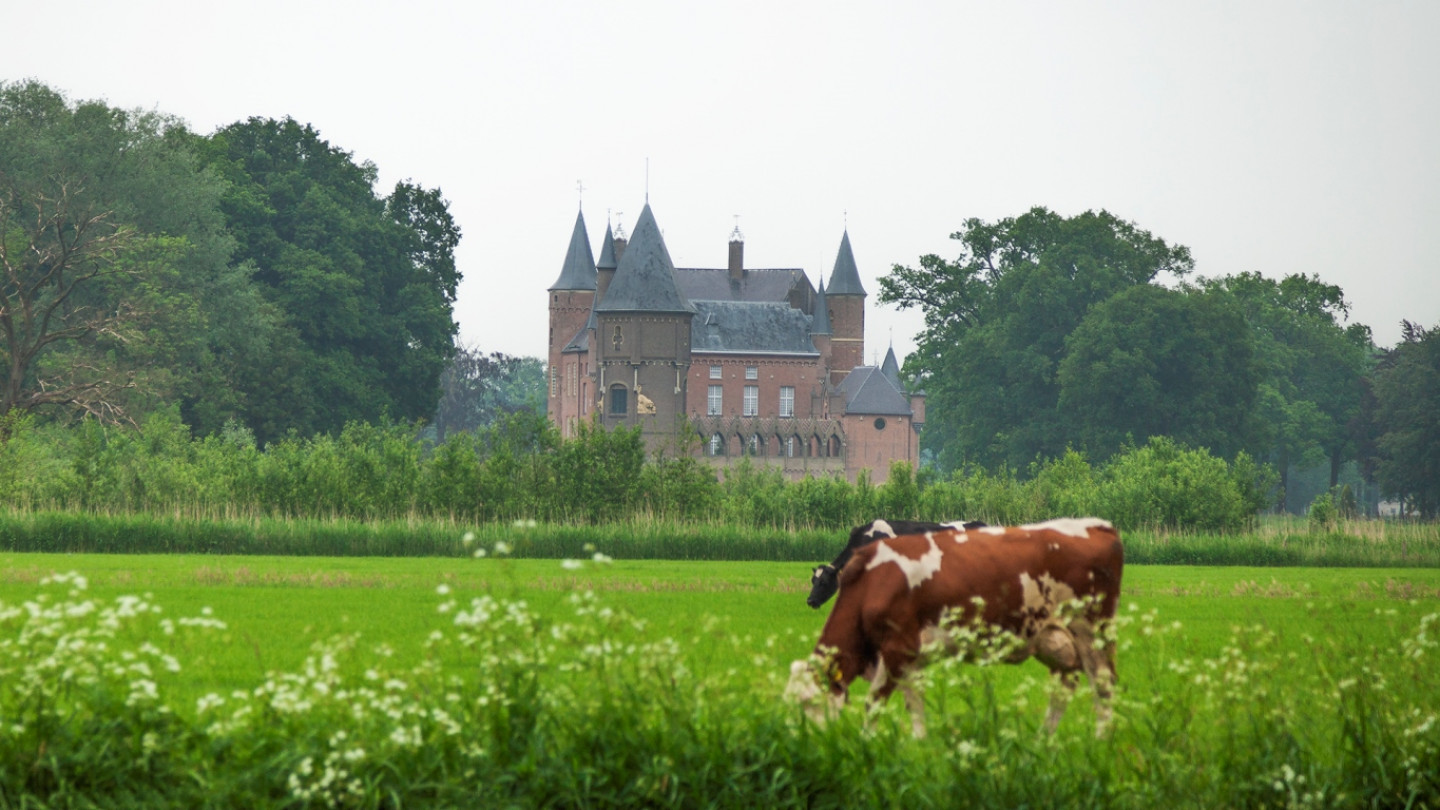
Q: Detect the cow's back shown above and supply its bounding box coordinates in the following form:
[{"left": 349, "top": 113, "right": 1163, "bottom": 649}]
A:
[{"left": 834, "top": 520, "right": 1122, "bottom": 643}]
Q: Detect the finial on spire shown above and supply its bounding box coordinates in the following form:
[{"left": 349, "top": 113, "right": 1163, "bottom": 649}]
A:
[
  {"left": 577, "top": 180, "right": 585, "bottom": 210},
  {"left": 730, "top": 214, "right": 743, "bottom": 242},
  {"left": 645, "top": 158, "right": 650, "bottom": 204},
  {"left": 614, "top": 210, "right": 627, "bottom": 240}
]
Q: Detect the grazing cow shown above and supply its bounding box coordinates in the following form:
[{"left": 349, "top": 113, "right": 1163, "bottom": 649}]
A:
[
  {"left": 807, "top": 519, "right": 987, "bottom": 609},
  {"left": 786, "top": 518, "right": 1123, "bottom": 737}
]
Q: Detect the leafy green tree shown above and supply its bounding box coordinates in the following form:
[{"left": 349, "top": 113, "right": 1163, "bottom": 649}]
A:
[
  {"left": 1199, "top": 272, "right": 1372, "bottom": 507},
  {"left": 194, "top": 118, "right": 460, "bottom": 443},
  {"left": 1370, "top": 321, "right": 1440, "bottom": 517},
  {"left": 433, "top": 345, "right": 545, "bottom": 441},
  {"left": 880, "top": 207, "right": 1193, "bottom": 469},
  {"left": 1057, "top": 284, "right": 1260, "bottom": 460},
  {"left": 0, "top": 81, "right": 274, "bottom": 432}
]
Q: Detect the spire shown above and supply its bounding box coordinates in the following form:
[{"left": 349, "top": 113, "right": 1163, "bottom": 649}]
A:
[
  {"left": 880, "top": 345, "right": 902, "bottom": 389},
  {"left": 597, "top": 221, "right": 618, "bottom": 270},
  {"left": 827, "top": 230, "right": 867, "bottom": 296},
  {"left": 810, "top": 279, "right": 832, "bottom": 335},
  {"left": 548, "top": 210, "right": 597, "bottom": 291},
  {"left": 593, "top": 203, "right": 694, "bottom": 314}
]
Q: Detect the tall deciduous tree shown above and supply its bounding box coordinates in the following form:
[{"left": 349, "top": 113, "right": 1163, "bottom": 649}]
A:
[
  {"left": 0, "top": 81, "right": 272, "bottom": 432},
  {"left": 433, "top": 345, "right": 545, "bottom": 441},
  {"left": 1370, "top": 321, "right": 1440, "bottom": 517},
  {"left": 1057, "top": 284, "right": 1260, "bottom": 459},
  {"left": 1199, "top": 272, "right": 1372, "bottom": 506},
  {"left": 880, "top": 207, "right": 1193, "bottom": 469},
  {"left": 195, "top": 118, "right": 460, "bottom": 443}
]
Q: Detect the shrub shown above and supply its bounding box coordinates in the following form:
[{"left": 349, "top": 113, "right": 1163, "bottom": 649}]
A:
[{"left": 1096, "top": 437, "right": 1255, "bottom": 532}]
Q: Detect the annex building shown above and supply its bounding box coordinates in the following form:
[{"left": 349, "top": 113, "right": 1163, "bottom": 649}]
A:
[{"left": 546, "top": 203, "right": 923, "bottom": 483}]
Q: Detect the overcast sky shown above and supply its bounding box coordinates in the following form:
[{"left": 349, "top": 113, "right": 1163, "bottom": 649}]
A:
[{"left": 9, "top": 1, "right": 1438, "bottom": 363}]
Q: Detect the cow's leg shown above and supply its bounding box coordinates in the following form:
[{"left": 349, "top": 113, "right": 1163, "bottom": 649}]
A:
[
  {"left": 1071, "top": 620, "right": 1116, "bottom": 737},
  {"left": 1044, "top": 670, "right": 1078, "bottom": 734},
  {"left": 900, "top": 681, "right": 927, "bottom": 739}
]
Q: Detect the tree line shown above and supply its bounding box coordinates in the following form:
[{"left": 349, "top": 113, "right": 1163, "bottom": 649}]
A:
[
  {"left": 4, "top": 81, "right": 1436, "bottom": 519},
  {"left": 880, "top": 207, "right": 1439, "bottom": 517},
  {"left": 1, "top": 80, "right": 458, "bottom": 445}
]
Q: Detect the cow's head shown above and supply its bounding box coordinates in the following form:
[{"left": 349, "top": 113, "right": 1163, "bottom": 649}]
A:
[
  {"left": 807, "top": 564, "right": 839, "bottom": 608},
  {"left": 784, "top": 656, "right": 846, "bottom": 722}
]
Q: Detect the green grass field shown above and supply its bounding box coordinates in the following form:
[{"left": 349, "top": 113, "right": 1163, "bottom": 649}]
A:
[
  {"left": 4, "top": 551, "right": 1438, "bottom": 712},
  {"left": 4, "top": 551, "right": 1440, "bottom": 807}
]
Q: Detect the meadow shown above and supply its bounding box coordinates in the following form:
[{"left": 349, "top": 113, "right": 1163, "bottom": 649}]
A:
[{"left": 2, "top": 549, "right": 1439, "bottom": 807}]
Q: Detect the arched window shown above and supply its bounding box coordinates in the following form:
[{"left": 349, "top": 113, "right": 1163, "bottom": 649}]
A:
[
  {"left": 609, "top": 384, "right": 628, "bottom": 416},
  {"left": 709, "top": 433, "right": 724, "bottom": 456}
]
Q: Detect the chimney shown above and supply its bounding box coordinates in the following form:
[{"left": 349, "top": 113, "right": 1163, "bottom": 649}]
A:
[{"left": 728, "top": 223, "right": 744, "bottom": 281}]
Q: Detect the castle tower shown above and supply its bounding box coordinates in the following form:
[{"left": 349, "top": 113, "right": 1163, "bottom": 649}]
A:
[
  {"left": 592, "top": 203, "right": 695, "bottom": 442},
  {"left": 826, "top": 230, "right": 867, "bottom": 382},
  {"left": 547, "top": 211, "right": 597, "bottom": 432}
]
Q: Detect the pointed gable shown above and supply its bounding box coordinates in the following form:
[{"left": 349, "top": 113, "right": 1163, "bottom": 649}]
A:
[
  {"left": 811, "top": 280, "right": 832, "bottom": 335},
  {"left": 548, "top": 211, "right": 597, "bottom": 291},
  {"left": 593, "top": 204, "right": 694, "bottom": 314},
  {"left": 827, "top": 230, "right": 867, "bottom": 296}
]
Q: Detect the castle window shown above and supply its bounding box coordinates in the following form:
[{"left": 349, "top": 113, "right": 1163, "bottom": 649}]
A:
[
  {"left": 709, "top": 433, "right": 724, "bottom": 456},
  {"left": 747, "top": 434, "right": 762, "bottom": 455},
  {"left": 745, "top": 366, "right": 758, "bottom": 380},
  {"left": 707, "top": 385, "right": 723, "bottom": 416},
  {"left": 709, "top": 365, "right": 722, "bottom": 379},
  {"left": 609, "top": 385, "right": 628, "bottom": 416},
  {"left": 874, "top": 417, "right": 887, "bottom": 431},
  {"left": 779, "top": 386, "right": 795, "bottom": 418},
  {"left": 743, "top": 385, "right": 758, "bottom": 417},
  {"left": 786, "top": 436, "right": 796, "bottom": 457}
]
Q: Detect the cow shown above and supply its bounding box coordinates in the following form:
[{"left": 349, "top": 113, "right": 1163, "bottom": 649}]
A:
[
  {"left": 807, "top": 519, "right": 987, "bottom": 609},
  {"left": 786, "top": 518, "right": 1123, "bottom": 738}
]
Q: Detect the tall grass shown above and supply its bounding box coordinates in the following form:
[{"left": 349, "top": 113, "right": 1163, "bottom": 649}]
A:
[
  {"left": 1, "top": 573, "right": 1436, "bottom": 807},
  {"left": 2, "top": 510, "right": 1437, "bottom": 566}
]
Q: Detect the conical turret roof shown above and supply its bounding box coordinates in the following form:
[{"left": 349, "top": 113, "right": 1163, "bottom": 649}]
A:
[
  {"left": 827, "top": 230, "right": 867, "bottom": 296},
  {"left": 548, "top": 211, "right": 597, "bottom": 291},
  {"left": 593, "top": 204, "right": 694, "bottom": 314},
  {"left": 810, "top": 280, "right": 832, "bottom": 335},
  {"left": 597, "top": 221, "right": 618, "bottom": 270},
  {"left": 880, "top": 346, "right": 902, "bottom": 388}
]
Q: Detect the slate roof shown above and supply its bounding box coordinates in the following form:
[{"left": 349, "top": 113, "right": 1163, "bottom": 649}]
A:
[
  {"left": 597, "top": 222, "right": 618, "bottom": 270},
  {"left": 674, "top": 267, "right": 807, "bottom": 304},
  {"left": 811, "top": 280, "right": 832, "bottom": 335},
  {"left": 548, "top": 211, "right": 597, "bottom": 291},
  {"left": 827, "top": 230, "right": 867, "bottom": 296},
  {"left": 690, "top": 301, "right": 820, "bottom": 356},
  {"left": 593, "top": 204, "right": 694, "bottom": 314},
  {"left": 839, "top": 366, "right": 913, "bottom": 416}
]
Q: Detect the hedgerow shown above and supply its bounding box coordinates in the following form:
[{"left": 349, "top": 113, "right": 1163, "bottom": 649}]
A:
[{"left": 1, "top": 410, "right": 1281, "bottom": 534}]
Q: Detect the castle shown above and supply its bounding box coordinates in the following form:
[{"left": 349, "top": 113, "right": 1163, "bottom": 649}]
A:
[{"left": 545, "top": 203, "right": 923, "bottom": 483}]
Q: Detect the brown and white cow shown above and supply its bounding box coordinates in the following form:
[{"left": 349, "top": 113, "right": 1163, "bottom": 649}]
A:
[{"left": 786, "top": 517, "right": 1123, "bottom": 737}]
